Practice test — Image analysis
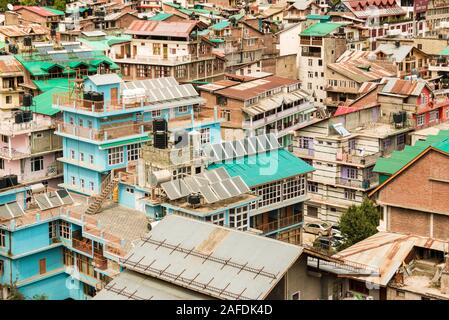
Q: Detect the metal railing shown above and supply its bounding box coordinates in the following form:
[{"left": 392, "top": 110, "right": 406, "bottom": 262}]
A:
[
  {"left": 255, "top": 214, "right": 302, "bottom": 234},
  {"left": 72, "top": 238, "right": 93, "bottom": 254},
  {"left": 336, "top": 176, "right": 379, "bottom": 189},
  {"left": 56, "top": 121, "right": 152, "bottom": 141},
  {"left": 337, "top": 149, "right": 381, "bottom": 166}
]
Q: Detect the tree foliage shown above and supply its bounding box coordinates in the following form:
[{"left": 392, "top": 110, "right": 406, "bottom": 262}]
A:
[
  {"left": 53, "top": 0, "right": 66, "bottom": 12},
  {"left": 32, "top": 293, "right": 48, "bottom": 300},
  {"left": 338, "top": 198, "right": 380, "bottom": 250},
  {"left": 18, "top": 0, "right": 39, "bottom": 5}
]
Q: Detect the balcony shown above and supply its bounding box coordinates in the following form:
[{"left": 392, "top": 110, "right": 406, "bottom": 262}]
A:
[
  {"left": 47, "top": 161, "right": 63, "bottom": 177},
  {"left": 93, "top": 254, "right": 108, "bottom": 270},
  {"left": 114, "top": 53, "right": 216, "bottom": 66},
  {"left": 336, "top": 149, "right": 381, "bottom": 166},
  {"left": 56, "top": 121, "right": 152, "bottom": 141},
  {"left": 255, "top": 214, "right": 303, "bottom": 234},
  {"left": 242, "top": 102, "right": 315, "bottom": 130},
  {"left": 301, "top": 51, "right": 322, "bottom": 58},
  {"left": 72, "top": 238, "right": 93, "bottom": 255},
  {"left": 0, "top": 146, "right": 29, "bottom": 159},
  {"left": 325, "top": 85, "right": 359, "bottom": 94},
  {"left": 335, "top": 176, "right": 379, "bottom": 189},
  {"left": 293, "top": 147, "right": 315, "bottom": 158},
  {"left": 0, "top": 118, "right": 54, "bottom": 136}
]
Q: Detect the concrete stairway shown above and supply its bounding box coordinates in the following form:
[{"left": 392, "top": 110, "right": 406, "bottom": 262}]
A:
[{"left": 85, "top": 178, "right": 118, "bottom": 215}]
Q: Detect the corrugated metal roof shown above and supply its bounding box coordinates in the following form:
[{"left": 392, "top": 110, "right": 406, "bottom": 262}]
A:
[
  {"left": 87, "top": 73, "right": 123, "bottom": 86},
  {"left": 14, "top": 6, "right": 64, "bottom": 16},
  {"left": 208, "top": 149, "right": 315, "bottom": 187},
  {"left": 380, "top": 77, "right": 427, "bottom": 96},
  {"left": 343, "top": 0, "right": 405, "bottom": 18},
  {"left": 126, "top": 20, "right": 198, "bottom": 38},
  {"left": 300, "top": 22, "right": 344, "bottom": 37},
  {"left": 0, "top": 24, "right": 49, "bottom": 37},
  {"left": 0, "top": 55, "right": 24, "bottom": 74},
  {"left": 375, "top": 44, "right": 414, "bottom": 62},
  {"left": 148, "top": 13, "right": 173, "bottom": 21},
  {"left": 116, "top": 214, "right": 303, "bottom": 300}
]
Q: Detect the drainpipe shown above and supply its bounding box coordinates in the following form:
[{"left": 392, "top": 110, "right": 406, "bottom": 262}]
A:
[{"left": 8, "top": 231, "right": 12, "bottom": 289}]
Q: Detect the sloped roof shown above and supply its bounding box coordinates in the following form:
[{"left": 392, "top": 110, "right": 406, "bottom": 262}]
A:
[
  {"left": 148, "top": 12, "right": 173, "bottom": 21},
  {"left": 208, "top": 149, "right": 314, "bottom": 187},
  {"left": 300, "top": 22, "right": 344, "bottom": 36},
  {"left": 14, "top": 6, "right": 64, "bottom": 17},
  {"left": 87, "top": 73, "right": 122, "bottom": 86},
  {"left": 380, "top": 77, "right": 428, "bottom": 97},
  {"left": 210, "top": 20, "right": 230, "bottom": 30},
  {"left": 375, "top": 43, "right": 414, "bottom": 62},
  {"left": 0, "top": 55, "right": 24, "bottom": 74},
  {"left": 126, "top": 20, "right": 198, "bottom": 38},
  {"left": 373, "top": 131, "right": 449, "bottom": 175},
  {"left": 342, "top": 0, "right": 406, "bottom": 19},
  {"left": 0, "top": 24, "right": 49, "bottom": 37},
  {"left": 114, "top": 214, "right": 303, "bottom": 300}
]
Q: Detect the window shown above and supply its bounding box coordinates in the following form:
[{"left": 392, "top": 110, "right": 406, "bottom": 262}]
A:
[
  {"left": 127, "top": 143, "right": 141, "bottom": 161},
  {"left": 31, "top": 156, "right": 44, "bottom": 172},
  {"left": 221, "top": 109, "right": 231, "bottom": 122},
  {"left": 292, "top": 291, "right": 301, "bottom": 300},
  {"left": 178, "top": 106, "right": 188, "bottom": 113},
  {"left": 199, "top": 128, "right": 210, "bottom": 144},
  {"left": 429, "top": 110, "right": 439, "bottom": 122},
  {"left": 80, "top": 152, "right": 85, "bottom": 162},
  {"left": 79, "top": 119, "right": 84, "bottom": 127},
  {"left": 205, "top": 213, "right": 225, "bottom": 226},
  {"left": 307, "top": 83, "right": 312, "bottom": 90},
  {"left": 0, "top": 159, "right": 4, "bottom": 170},
  {"left": 283, "top": 176, "right": 306, "bottom": 200},
  {"left": 308, "top": 59, "right": 313, "bottom": 66},
  {"left": 89, "top": 181, "right": 94, "bottom": 191},
  {"left": 344, "top": 189, "right": 356, "bottom": 200},
  {"left": 5, "top": 96, "right": 12, "bottom": 104},
  {"left": 152, "top": 110, "right": 161, "bottom": 118},
  {"left": 318, "top": 59, "right": 322, "bottom": 66},
  {"left": 69, "top": 117, "right": 74, "bottom": 125},
  {"left": 71, "top": 176, "right": 76, "bottom": 185},
  {"left": 89, "top": 154, "right": 94, "bottom": 164},
  {"left": 229, "top": 205, "right": 249, "bottom": 231},
  {"left": 298, "top": 136, "right": 313, "bottom": 149},
  {"left": 108, "top": 146, "right": 124, "bottom": 165},
  {"left": 153, "top": 43, "right": 161, "bottom": 55},
  {"left": 397, "top": 134, "right": 405, "bottom": 146},
  {"left": 80, "top": 178, "right": 85, "bottom": 189},
  {"left": 343, "top": 166, "right": 358, "bottom": 179},
  {"left": 59, "top": 221, "right": 70, "bottom": 239},
  {"left": 49, "top": 221, "right": 58, "bottom": 240},
  {"left": 87, "top": 120, "right": 93, "bottom": 129},
  {"left": 0, "top": 229, "right": 5, "bottom": 247},
  {"left": 70, "top": 149, "right": 75, "bottom": 160},
  {"left": 136, "top": 64, "right": 152, "bottom": 78},
  {"left": 0, "top": 259, "right": 3, "bottom": 276},
  {"left": 63, "top": 248, "right": 74, "bottom": 267},
  {"left": 1, "top": 135, "right": 7, "bottom": 143},
  {"left": 417, "top": 114, "right": 425, "bottom": 126}
]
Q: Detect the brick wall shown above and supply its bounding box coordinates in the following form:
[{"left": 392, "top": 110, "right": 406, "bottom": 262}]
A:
[
  {"left": 433, "top": 214, "right": 449, "bottom": 240},
  {"left": 389, "top": 207, "right": 430, "bottom": 237}
]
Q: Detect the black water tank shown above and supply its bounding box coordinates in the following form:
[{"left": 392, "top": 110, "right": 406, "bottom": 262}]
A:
[
  {"left": 23, "top": 36, "right": 32, "bottom": 47},
  {"left": 22, "top": 110, "right": 33, "bottom": 122},
  {"left": 15, "top": 111, "right": 24, "bottom": 124},
  {"left": 153, "top": 118, "right": 167, "bottom": 132},
  {"left": 83, "top": 91, "right": 92, "bottom": 101},
  {"left": 187, "top": 194, "right": 201, "bottom": 205},
  {"left": 91, "top": 92, "right": 104, "bottom": 102},
  {"left": 8, "top": 44, "right": 17, "bottom": 54},
  {"left": 154, "top": 131, "right": 168, "bottom": 149},
  {"left": 400, "top": 111, "right": 407, "bottom": 122},
  {"left": 23, "top": 93, "right": 33, "bottom": 107}
]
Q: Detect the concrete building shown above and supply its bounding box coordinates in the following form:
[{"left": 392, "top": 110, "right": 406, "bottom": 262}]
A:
[
  {"left": 299, "top": 22, "right": 348, "bottom": 108},
  {"left": 111, "top": 20, "right": 226, "bottom": 83}
]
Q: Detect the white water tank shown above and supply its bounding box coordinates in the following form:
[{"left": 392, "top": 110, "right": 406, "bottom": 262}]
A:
[{"left": 149, "top": 169, "right": 172, "bottom": 187}]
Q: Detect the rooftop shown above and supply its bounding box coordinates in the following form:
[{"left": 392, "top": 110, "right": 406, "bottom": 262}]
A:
[
  {"left": 14, "top": 6, "right": 65, "bottom": 17},
  {"left": 0, "top": 24, "right": 49, "bottom": 37},
  {"left": 300, "top": 22, "right": 345, "bottom": 37},
  {"left": 375, "top": 43, "right": 416, "bottom": 62},
  {"left": 125, "top": 20, "right": 198, "bottom": 38},
  {"left": 107, "top": 214, "right": 303, "bottom": 300},
  {"left": 380, "top": 77, "right": 428, "bottom": 97}
]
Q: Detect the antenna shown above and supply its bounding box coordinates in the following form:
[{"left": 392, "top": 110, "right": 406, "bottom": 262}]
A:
[{"left": 7, "top": 3, "right": 13, "bottom": 11}]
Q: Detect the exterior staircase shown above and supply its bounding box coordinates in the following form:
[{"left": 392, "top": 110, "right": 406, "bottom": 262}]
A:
[{"left": 85, "top": 175, "right": 118, "bottom": 215}]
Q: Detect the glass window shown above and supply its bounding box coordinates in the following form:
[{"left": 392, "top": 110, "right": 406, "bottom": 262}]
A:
[
  {"left": 31, "top": 156, "right": 44, "bottom": 172},
  {"left": 229, "top": 205, "right": 249, "bottom": 231},
  {"left": 108, "top": 147, "right": 124, "bottom": 165},
  {"left": 59, "top": 221, "right": 70, "bottom": 239},
  {"left": 0, "top": 229, "right": 5, "bottom": 247},
  {"left": 127, "top": 143, "right": 141, "bottom": 161},
  {"left": 199, "top": 128, "right": 211, "bottom": 144}
]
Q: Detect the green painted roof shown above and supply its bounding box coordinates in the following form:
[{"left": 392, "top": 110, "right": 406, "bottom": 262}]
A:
[
  {"left": 440, "top": 46, "right": 449, "bottom": 56},
  {"left": 300, "top": 22, "right": 344, "bottom": 37},
  {"left": 373, "top": 130, "right": 449, "bottom": 175},
  {"left": 25, "top": 87, "right": 66, "bottom": 116},
  {"left": 229, "top": 13, "right": 245, "bottom": 21},
  {"left": 209, "top": 38, "right": 224, "bottom": 43},
  {"left": 78, "top": 35, "right": 131, "bottom": 51},
  {"left": 99, "top": 136, "right": 151, "bottom": 150},
  {"left": 148, "top": 13, "right": 173, "bottom": 21},
  {"left": 306, "top": 14, "right": 331, "bottom": 21},
  {"left": 211, "top": 20, "right": 230, "bottom": 30},
  {"left": 15, "top": 50, "right": 119, "bottom": 77},
  {"left": 207, "top": 149, "right": 314, "bottom": 187},
  {"left": 32, "top": 78, "right": 73, "bottom": 92},
  {"left": 43, "top": 7, "right": 65, "bottom": 15}
]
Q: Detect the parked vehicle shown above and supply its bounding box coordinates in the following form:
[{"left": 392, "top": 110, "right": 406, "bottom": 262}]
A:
[
  {"left": 331, "top": 225, "right": 345, "bottom": 241},
  {"left": 313, "top": 236, "right": 342, "bottom": 252},
  {"left": 303, "top": 221, "right": 332, "bottom": 236}
]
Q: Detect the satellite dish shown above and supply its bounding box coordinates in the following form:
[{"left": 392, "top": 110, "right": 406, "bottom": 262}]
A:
[{"left": 7, "top": 3, "right": 13, "bottom": 11}]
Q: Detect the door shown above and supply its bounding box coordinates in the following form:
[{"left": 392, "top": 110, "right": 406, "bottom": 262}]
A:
[
  {"left": 39, "top": 258, "right": 46, "bottom": 275},
  {"left": 132, "top": 45, "right": 137, "bottom": 58},
  {"left": 110, "top": 87, "right": 118, "bottom": 105},
  {"left": 163, "top": 44, "right": 168, "bottom": 59}
]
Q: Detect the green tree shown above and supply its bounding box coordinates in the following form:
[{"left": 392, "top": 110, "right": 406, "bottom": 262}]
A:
[
  {"left": 53, "top": 0, "right": 66, "bottom": 12},
  {"left": 338, "top": 198, "right": 380, "bottom": 250},
  {"left": 7, "top": 281, "right": 25, "bottom": 300},
  {"left": 0, "top": 0, "right": 9, "bottom": 12},
  {"left": 18, "top": 0, "right": 39, "bottom": 5}
]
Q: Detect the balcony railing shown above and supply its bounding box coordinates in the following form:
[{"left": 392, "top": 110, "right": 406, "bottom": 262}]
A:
[
  {"left": 0, "top": 118, "right": 54, "bottom": 135},
  {"left": 294, "top": 147, "right": 315, "bottom": 157},
  {"left": 114, "top": 53, "right": 215, "bottom": 64},
  {"left": 255, "top": 214, "right": 302, "bottom": 234},
  {"left": 336, "top": 176, "right": 379, "bottom": 189},
  {"left": 72, "top": 238, "right": 93, "bottom": 254},
  {"left": 0, "top": 146, "right": 29, "bottom": 159},
  {"left": 93, "top": 254, "right": 108, "bottom": 270},
  {"left": 336, "top": 149, "right": 381, "bottom": 166},
  {"left": 56, "top": 121, "right": 152, "bottom": 141}
]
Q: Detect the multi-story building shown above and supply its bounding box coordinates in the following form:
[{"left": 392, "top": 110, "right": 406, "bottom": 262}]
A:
[
  {"left": 324, "top": 50, "right": 396, "bottom": 112},
  {"left": 0, "top": 24, "right": 50, "bottom": 54},
  {"left": 111, "top": 20, "right": 226, "bottom": 83},
  {"left": 299, "top": 22, "right": 348, "bottom": 108},
  {"left": 198, "top": 73, "right": 324, "bottom": 147},
  {"left": 293, "top": 91, "right": 412, "bottom": 223},
  {"left": 0, "top": 183, "right": 148, "bottom": 300},
  {"left": 283, "top": 0, "right": 321, "bottom": 25},
  {"left": 7, "top": 6, "right": 65, "bottom": 30},
  {"left": 53, "top": 75, "right": 218, "bottom": 199}
]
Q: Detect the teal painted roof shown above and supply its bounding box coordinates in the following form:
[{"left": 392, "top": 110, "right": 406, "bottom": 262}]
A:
[
  {"left": 32, "top": 78, "right": 73, "bottom": 92},
  {"left": 440, "top": 46, "right": 449, "bottom": 56},
  {"left": 78, "top": 35, "right": 131, "bottom": 51},
  {"left": 26, "top": 87, "right": 67, "bottom": 116},
  {"left": 43, "top": 7, "right": 65, "bottom": 15},
  {"left": 148, "top": 12, "right": 173, "bottom": 21},
  {"left": 373, "top": 130, "right": 449, "bottom": 175},
  {"left": 306, "top": 14, "right": 331, "bottom": 21},
  {"left": 300, "top": 22, "right": 344, "bottom": 36},
  {"left": 208, "top": 149, "right": 314, "bottom": 187},
  {"left": 15, "top": 50, "right": 119, "bottom": 77},
  {"left": 211, "top": 20, "right": 230, "bottom": 30},
  {"left": 229, "top": 13, "right": 244, "bottom": 21},
  {"left": 99, "top": 136, "right": 151, "bottom": 149},
  {"left": 209, "top": 38, "right": 224, "bottom": 43}
]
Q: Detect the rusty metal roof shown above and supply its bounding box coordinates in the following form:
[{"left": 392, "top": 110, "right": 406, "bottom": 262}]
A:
[
  {"left": 125, "top": 20, "right": 198, "bottom": 38},
  {"left": 0, "top": 24, "right": 49, "bottom": 37},
  {"left": 215, "top": 76, "right": 300, "bottom": 101},
  {"left": 381, "top": 77, "right": 427, "bottom": 97},
  {"left": 0, "top": 56, "right": 24, "bottom": 74}
]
